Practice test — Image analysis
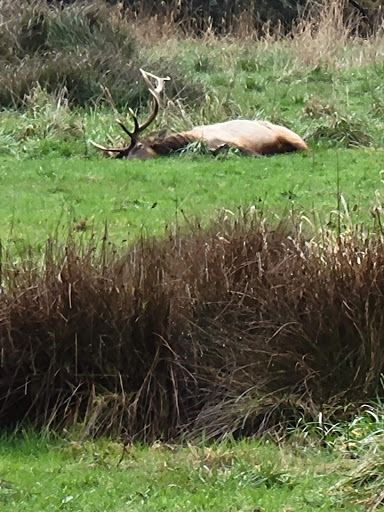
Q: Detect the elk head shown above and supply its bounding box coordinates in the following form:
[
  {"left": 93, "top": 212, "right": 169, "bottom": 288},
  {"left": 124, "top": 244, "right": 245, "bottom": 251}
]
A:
[{"left": 90, "top": 69, "right": 170, "bottom": 160}]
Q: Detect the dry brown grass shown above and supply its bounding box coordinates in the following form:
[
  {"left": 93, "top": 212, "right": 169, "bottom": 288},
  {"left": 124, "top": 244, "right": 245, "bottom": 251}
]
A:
[
  {"left": 218, "top": 0, "right": 384, "bottom": 71},
  {"left": 1, "top": 214, "right": 384, "bottom": 440},
  {"left": 287, "top": 0, "right": 384, "bottom": 69}
]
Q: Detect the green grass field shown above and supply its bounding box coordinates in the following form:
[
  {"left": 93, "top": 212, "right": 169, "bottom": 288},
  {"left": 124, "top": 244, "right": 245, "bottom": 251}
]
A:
[
  {"left": 2, "top": 147, "right": 384, "bottom": 254},
  {"left": 2, "top": 406, "right": 384, "bottom": 512},
  {"left": 0, "top": 432, "right": 367, "bottom": 512},
  {"left": 1, "top": 24, "right": 384, "bottom": 251},
  {"left": 2, "top": 407, "right": 384, "bottom": 511}
]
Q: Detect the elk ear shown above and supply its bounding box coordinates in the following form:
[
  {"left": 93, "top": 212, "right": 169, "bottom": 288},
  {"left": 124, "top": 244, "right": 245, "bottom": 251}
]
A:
[
  {"left": 156, "top": 129, "right": 168, "bottom": 139},
  {"left": 147, "top": 129, "right": 168, "bottom": 143}
]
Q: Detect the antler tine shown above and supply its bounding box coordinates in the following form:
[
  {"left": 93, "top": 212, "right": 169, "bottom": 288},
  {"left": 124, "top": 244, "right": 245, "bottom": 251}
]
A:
[
  {"left": 111, "top": 69, "right": 171, "bottom": 142},
  {"left": 116, "top": 119, "right": 132, "bottom": 138},
  {"left": 116, "top": 106, "right": 140, "bottom": 139},
  {"left": 89, "top": 140, "right": 130, "bottom": 156},
  {"left": 140, "top": 68, "right": 171, "bottom": 98},
  {"left": 128, "top": 107, "right": 139, "bottom": 130},
  {"left": 91, "top": 69, "right": 170, "bottom": 157},
  {"left": 90, "top": 140, "right": 110, "bottom": 151},
  {"left": 137, "top": 96, "right": 159, "bottom": 133},
  {"left": 134, "top": 68, "right": 170, "bottom": 134}
]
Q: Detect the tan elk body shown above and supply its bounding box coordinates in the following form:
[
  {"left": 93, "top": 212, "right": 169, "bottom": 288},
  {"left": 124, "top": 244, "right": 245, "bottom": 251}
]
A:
[{"left": 91, "top": 69, "right": 308, "bottom": 159}]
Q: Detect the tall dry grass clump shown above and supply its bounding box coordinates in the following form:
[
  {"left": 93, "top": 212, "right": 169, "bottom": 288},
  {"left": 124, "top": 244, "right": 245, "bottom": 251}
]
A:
[
  {"left": 1, "top": 215, "right": 384, "bottom": 440},
  {"left": 234, "top": 0, "right": 383, "bottom": 71},
  {"left": 286, "top": 0, "right": 384, "bottom": 69}
]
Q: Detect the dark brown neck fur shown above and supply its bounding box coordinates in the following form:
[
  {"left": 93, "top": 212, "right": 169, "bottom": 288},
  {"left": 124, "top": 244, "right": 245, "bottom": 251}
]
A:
[{"left": 148, "top": 133, "right": 197, "bottom": 155}]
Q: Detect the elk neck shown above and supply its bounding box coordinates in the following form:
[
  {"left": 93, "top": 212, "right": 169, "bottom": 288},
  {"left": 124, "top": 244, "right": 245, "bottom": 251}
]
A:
[{"left": 148, "top": 132, "right": 198, "bottom": 155}]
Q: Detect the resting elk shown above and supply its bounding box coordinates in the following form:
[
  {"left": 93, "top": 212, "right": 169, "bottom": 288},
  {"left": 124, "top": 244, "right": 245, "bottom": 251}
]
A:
[{"left": 91, "top": 69, "right": 308, "bottom": 159}]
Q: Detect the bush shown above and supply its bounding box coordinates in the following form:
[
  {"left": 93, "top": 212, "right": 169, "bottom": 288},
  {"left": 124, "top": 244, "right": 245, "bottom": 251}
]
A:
[
  {"left": 1, "top": 215, "right": 384, "bottom": 440},
  {"left": 0, "top": 0, "right": 204, "bottom": 109}
]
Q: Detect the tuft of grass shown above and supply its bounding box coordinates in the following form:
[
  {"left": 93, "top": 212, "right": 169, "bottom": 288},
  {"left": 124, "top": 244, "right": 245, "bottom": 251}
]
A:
[
  {"left": 302, "top": 99, "right": 372, "bottom": 147},
  {"left": 1, "top": 211, "right": 384, "bottom": 439}
]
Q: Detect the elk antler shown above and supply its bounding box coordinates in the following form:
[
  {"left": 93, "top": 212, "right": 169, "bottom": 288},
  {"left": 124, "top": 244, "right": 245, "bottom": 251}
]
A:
[
  {"left": 139, "top": 68, "right": 171, "bottom": 103},
  {"left": 116, "top": 69, "right": 171, "bottom": 142}
]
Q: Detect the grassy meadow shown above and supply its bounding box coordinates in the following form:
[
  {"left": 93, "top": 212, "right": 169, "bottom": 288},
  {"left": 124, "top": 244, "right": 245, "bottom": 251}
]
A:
[
  {"left": 3, "top": 148, "right": 384, "bottom": 253},
  {"left": 1, "top": 2, "right": 384, "bottom": 250},
  {"left": 1, "top": 417, "right": 384, "bottom": 512},
  {"left": 2, "top": 49, "right": 384, "bottom": 251},
  {"left": 2, "top": 2, "right": 384, "bottom": 510}
]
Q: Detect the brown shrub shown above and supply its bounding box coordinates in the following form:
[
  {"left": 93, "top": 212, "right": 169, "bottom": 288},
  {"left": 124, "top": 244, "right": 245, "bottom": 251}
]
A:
[{"left": 1, "top": 216, "right": 384, "bottom": 440}]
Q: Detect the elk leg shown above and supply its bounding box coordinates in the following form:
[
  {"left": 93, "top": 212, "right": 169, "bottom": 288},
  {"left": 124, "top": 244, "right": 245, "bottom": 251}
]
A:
[{"left": 236, "top": 146, "right": 263, "bottom": 157}]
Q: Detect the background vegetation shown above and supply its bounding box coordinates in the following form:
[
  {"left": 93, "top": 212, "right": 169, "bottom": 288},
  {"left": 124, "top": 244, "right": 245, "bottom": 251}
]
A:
[
  {"left": 34, "top": 0, "right": 384, "bottom": 35},
  {"left": 1, "top": 0, "right": 384, "bottom": 151}
]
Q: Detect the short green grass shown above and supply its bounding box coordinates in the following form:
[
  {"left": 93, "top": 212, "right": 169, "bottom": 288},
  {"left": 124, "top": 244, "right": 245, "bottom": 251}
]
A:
[
  {"left": 1, "top": 147, "right": 384, "bottom": 253},
  {"left": 2, "top": 409, "right": 384, "bottom": 512},
  {"left": 0, "top": 433, "right": 363, "bottom": 512}
]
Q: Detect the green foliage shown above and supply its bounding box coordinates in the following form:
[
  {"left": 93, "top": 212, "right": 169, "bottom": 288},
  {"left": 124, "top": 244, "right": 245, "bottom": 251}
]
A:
[
  {"left": 288, "top": 400, "right": 384, "bottom": 509},
  {"left": 325, "top": 403, "right": 384, "bottom": 509}
]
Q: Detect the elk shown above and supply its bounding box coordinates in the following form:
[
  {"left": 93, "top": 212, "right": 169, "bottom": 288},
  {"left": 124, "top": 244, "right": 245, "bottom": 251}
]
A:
[{"left": 91, "top": 69, "right": 308, "bottom": 160}]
